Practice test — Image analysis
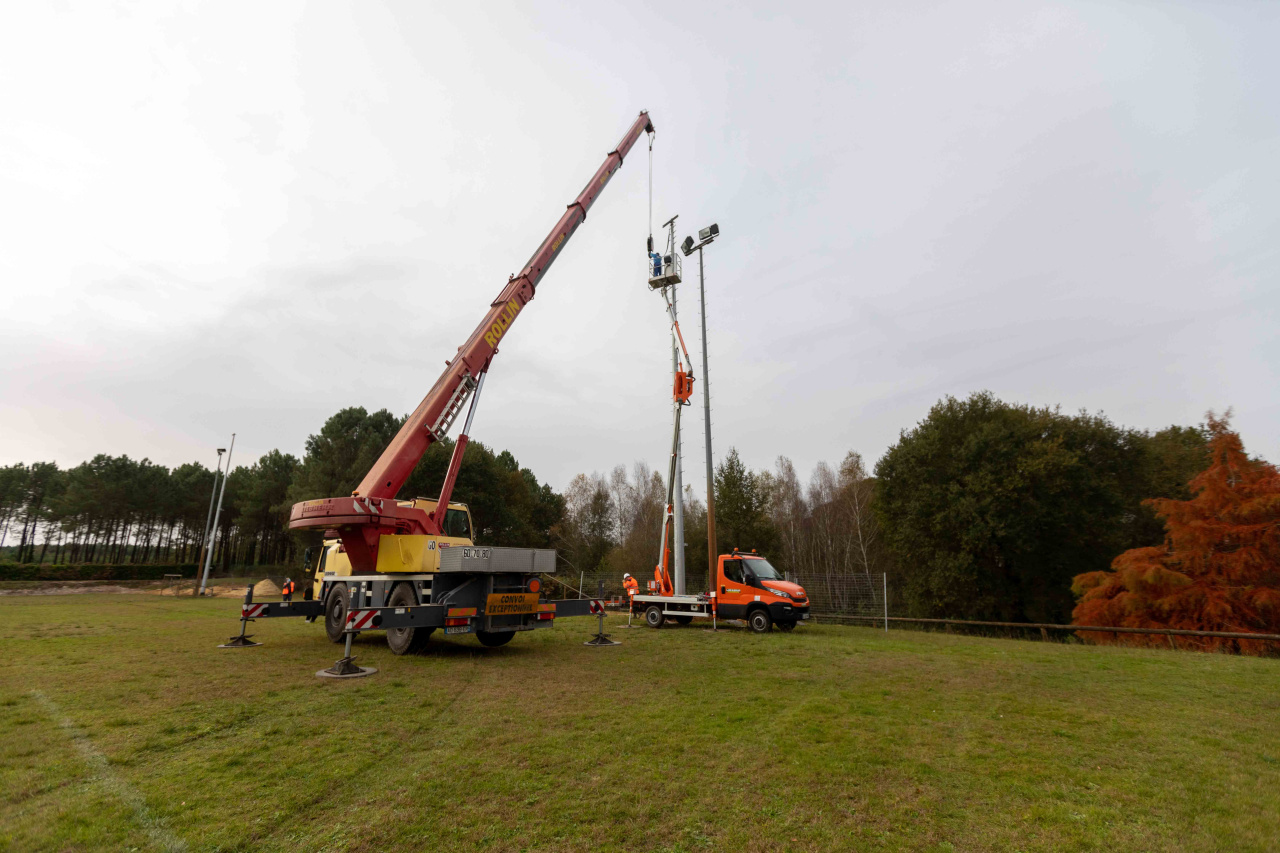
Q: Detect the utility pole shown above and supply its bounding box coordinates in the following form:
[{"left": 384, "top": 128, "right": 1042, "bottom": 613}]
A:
[
  {"left": 671, "top": 279, "right": 685, "bottom": 595},
  {"left": 195, "top": 446, "right": 226, "bottom": 593},
  {"left": 199, "top": 433, "right": 235, "bottom": 596}
]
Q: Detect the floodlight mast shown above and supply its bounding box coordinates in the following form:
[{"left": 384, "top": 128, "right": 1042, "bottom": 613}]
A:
[
  {"left": 200, "top": 434, "right": 235, "bottom": 596},
  {"left": 288, "top": 110, "right": 656, "bottom": 574},
  {"left": 682, "top": 224, "right": 719, "bottom": 587},
  {"left": 195, "top": 447, "right": 226, "bottom": 596}
]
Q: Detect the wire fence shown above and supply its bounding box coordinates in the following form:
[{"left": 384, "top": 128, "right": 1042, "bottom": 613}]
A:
[
  {"left": 793, "top": 572, "right": 888, "bottom": 626},
  {"left": 539, "top": 565, "right": 1278, "bottom": 653},
  {"left": 542, "top": 566, "right": 712, "bottom": 605},
  {"left": 791, "top": 572, "right": 1279, "bottom": 652}
]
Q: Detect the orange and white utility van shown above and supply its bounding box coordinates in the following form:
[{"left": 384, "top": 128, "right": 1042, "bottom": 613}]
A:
[{"left": 631, "top": 550, "right": 810, "bottom": 633}]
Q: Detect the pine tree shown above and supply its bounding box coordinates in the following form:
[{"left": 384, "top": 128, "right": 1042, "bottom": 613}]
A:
[{"left": 1071, "top": 414, "right": 1280, "bottom": 653}]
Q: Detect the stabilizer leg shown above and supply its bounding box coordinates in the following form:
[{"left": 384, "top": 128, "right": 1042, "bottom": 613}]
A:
[
  {"left": 219, "top": 584, "right": 263, "bottom": 648},
  {"left": 583, "top": 581, "right": 621, "bottom": 646},
  {"left": 317, "top": 587, "right": 376, "bottom": 677}
]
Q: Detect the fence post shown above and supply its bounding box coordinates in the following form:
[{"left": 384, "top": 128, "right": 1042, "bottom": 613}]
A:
[{"left": 882, "top": 572, "right": 888, "bottom": 633}]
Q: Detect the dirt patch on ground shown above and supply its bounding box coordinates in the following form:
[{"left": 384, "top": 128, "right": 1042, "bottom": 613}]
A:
[
  {"left": 252, "top": 579, "right": 281, "bottom": 598},
  {"left": 0, "top": 580, "right": 272, "bottom": 597}
]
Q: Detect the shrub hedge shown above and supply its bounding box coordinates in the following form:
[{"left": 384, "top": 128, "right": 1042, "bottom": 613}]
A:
[{"left": 0, "top": 564, "right": 199, "bottom": 581}]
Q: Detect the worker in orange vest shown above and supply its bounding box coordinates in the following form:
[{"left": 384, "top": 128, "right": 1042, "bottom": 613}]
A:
[
  {"left": 622, "top": 573, "right": 639, "bottom": 613},
  {"left": 281, "top": 577, "right": 296, "bottom": 601}
]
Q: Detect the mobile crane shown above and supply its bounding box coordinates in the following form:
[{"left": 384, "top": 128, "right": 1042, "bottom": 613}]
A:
[{"left": 230, "top": 111, "right": 656, "bottom": 654}]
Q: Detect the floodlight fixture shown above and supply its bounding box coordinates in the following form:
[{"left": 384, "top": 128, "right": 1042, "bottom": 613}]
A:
[{"left": 682, "top": 223, "right": 721, "bottom": 256}]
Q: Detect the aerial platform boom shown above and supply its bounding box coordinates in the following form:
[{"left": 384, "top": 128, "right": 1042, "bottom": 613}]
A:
[{"left": 289, "top": 111, "right": 655, "bottom": 572}]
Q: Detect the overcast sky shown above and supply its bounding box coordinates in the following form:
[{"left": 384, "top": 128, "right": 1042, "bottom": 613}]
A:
[{"left": 3, "top": 1, "right": 1277, "bottom": 496}]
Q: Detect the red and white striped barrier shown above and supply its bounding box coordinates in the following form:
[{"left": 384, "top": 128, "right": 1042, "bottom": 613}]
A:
[
  {"left": 346, "top": 609, "right": 379, "bottom": 631},
  {"left": 588, "top": 599, "right": 605, "bottom": 615}
]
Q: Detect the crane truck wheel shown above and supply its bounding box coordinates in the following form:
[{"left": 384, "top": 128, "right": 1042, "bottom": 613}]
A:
[
  {"left": 748, "top": 608, "right": 773, "bottom": 634},
  {"left": 324, "top": 583, "right": 349, "bottom": 643},
  {"left": 645, "top": 605, "right": 665, "bottom": 628},
  {"left": 674, "top": 615, "right": 694, "bottom": 626},
  {"left": 386, "top": 583, "right": 433, "bottom": 655},
  {"left": 777, "top": 621, "right": 795, "bottom": 632},
  {"left": 476, "top": 630, "right": 514, "bottom": 648}
]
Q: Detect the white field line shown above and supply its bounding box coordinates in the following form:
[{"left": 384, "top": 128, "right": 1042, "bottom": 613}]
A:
[{"left": 31, "top": 690, "right": 187, "bottom": 853}]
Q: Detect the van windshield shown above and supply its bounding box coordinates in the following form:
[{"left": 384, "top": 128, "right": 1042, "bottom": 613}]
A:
[
  {"left": 744, "top": 558, "right": 783, "bottom": 580},
  {"left": 443, "top": 509, "right": 471, "bottom": 539}
]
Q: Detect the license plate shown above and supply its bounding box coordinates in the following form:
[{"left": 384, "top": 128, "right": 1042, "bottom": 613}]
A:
[
  {"left": 445, "top": 626, "right": 470, "bottom": 634},
  {"left": 485, "top": 592, "right": 539, "bottom": 616},
  {"left": 801, "top": 613, "right": 809, "bottom": 620}
]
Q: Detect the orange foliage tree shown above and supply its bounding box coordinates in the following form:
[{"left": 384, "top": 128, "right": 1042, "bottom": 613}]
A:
[{"left": 1071, "top": 414, "right": 1280, "bottom": 653}]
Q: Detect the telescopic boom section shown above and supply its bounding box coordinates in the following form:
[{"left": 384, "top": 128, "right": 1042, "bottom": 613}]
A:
[{"left": 289, "top": 111, "right": 655, "bottom": 571}]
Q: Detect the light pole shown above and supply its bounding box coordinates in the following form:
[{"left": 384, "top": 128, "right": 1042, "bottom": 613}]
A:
[
  {"left": 195, "top": 447, "right": 226, "bottom": 594},
  {"left": 681, "top": 223, "right": 719, "bottom": 590},
  {"left": 200, "top": 433, "right": 235, "bottom": 596}
]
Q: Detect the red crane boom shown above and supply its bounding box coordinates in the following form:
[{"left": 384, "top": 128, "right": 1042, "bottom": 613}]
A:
[{"left": 289, "top": 111, "right": 655, "bottom": 572}]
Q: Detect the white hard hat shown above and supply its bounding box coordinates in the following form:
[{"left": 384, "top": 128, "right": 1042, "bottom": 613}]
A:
[{"left": 623, "top": 573, "right": 631, "bottom": 579}]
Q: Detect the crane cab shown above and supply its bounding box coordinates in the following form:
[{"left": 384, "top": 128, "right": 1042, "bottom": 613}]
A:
[{"left": 715, "top": 552, "right": 809, "bottom": 631}]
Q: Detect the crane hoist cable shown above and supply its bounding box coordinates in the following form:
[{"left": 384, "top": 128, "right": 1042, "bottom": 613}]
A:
[{"left": 647, "top": 132, "right": 655, "bottom": 252}]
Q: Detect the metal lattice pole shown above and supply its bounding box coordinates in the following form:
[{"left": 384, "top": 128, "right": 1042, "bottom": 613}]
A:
[{"left": 199, "top": 433, "right": 235, "bottom": 596}]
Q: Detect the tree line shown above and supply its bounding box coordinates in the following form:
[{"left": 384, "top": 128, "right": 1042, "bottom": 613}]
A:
[
  {"left": 550, "top": 444, "right": 889, "bottom": 599},
  {"left": 0, "top": 406, "right": 563, "bottom": 573},
  {"left": 8, "top": 390, "right": 1274, "bottom": 646},
  {"left": 553, "top": 392, "right": 1273, "bottom": 636}
]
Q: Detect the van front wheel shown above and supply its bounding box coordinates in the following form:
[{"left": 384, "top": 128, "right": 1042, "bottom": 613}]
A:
[{"left": 748, "top": 609, "right": 773, "bottom": 633}]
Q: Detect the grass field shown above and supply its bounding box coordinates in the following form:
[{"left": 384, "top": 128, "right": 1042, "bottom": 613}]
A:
[{"left": 2, "top": 595, "right": 1277, "bottom": 852}]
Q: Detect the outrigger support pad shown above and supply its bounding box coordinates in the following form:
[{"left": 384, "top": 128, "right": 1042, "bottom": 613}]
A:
[
  {"left": 583, "top": 580, "right": 621, "bottom": 646},
  {"left": 316, "top": 656, "right": 376, "bottom": 678},
  {"left": 220, "top": 584, "right": 263, "bottom": 648},
  {"left": 219, "top": 633, "right": 261, "bottom": 648},
  {"left": 316, "top": 586, "right": 376, "bottom": 677}
]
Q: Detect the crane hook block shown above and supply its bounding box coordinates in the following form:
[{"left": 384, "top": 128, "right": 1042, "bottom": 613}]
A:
[{"left": 673, "top": 369, "right": 694, "bottom": 403}]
